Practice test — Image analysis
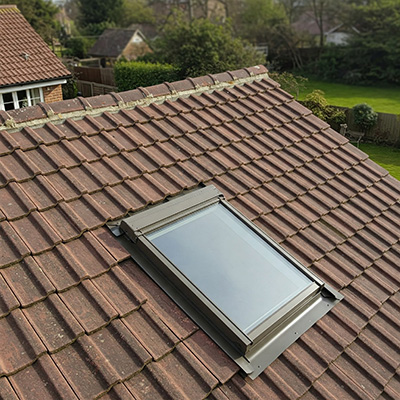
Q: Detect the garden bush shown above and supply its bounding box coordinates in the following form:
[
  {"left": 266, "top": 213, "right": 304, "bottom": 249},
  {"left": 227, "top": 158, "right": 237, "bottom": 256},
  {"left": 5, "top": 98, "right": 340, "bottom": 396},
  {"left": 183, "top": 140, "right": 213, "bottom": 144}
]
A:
[
  {"left": 301, "top": 90, "right": 346, "bottom": 130},
  {"left": 352, "top": 103, "right": 378, "bottom": 133},
  {"left": 114, "top": 61, "right": 179, "bottom": 92}
]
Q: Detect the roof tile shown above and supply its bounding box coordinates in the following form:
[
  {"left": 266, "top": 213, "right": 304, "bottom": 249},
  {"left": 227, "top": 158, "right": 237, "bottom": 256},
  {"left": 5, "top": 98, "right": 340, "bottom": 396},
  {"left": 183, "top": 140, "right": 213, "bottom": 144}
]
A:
[
  {"left": 1, "top": 256, "right": 55, "bottom": 307},
  {"left": 52, "top": 335, "right": 120, "bottom": 399},
  {"left": 122, "top": 303, "right": 179, "bottom": 361},
  {"left": 0, "top": 274, "right": 19, "bottom": 318},
  {"left": 34, "top": 245, "right": 88, "bottom": 291},
  {"left": 45, "top": 168, "right": 88, "bottom": 202},
  {"left": 59, "top": 280, "right": 118, "bottom": 334},
  {"left": 0, "top": 6, "right": 70, "bottom": 87},
  {"left": 11, "top": 211, "right": 61, "bottom": 254},
  {"left": 0, "top": 377, "right": 18, "bottom": 399},
  {"left": 18, "top": 175, "right": 63, "bottom": 211},
  {"left": 91, "top": 319, "right": 152, "bottom": 379},
  {"left": 0, "top": 182, "right": 36, "bottom": 220},
  {"left": 41, "top": 202, "right": 87, "bottom": 241},
  {"left": 0, "top": 220, "right": 30, "bottom": 268},
  {"left": 9, "top": 354, "right": 79, "bottom": 400},
  {"left": 23, "top": 294, "right": 84, "bottom": 353},
  {"left": 93, "top": 266, "right": 146, "bottom": 317},
  {"left": 0, "top": 309, "right": 46, "bottom": 375},
  {"left": 185, "top": 330, "right": 239, "bottom": 384},
  {"left": 123, "top": 259, "right": 198, "bottom": 340},
  {"left": 125, "top": 343, "right": 218, "bottom": 399}
]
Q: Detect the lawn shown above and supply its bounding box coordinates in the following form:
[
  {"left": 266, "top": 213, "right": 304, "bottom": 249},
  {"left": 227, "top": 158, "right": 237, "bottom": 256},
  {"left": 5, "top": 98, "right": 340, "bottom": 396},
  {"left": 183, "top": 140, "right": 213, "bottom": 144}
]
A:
[
  {"left": 360, "top": 143, "right": 400, "bottom": 181},
  {"left": 298, "top": 78, "right": 400, "bottom": 114}
]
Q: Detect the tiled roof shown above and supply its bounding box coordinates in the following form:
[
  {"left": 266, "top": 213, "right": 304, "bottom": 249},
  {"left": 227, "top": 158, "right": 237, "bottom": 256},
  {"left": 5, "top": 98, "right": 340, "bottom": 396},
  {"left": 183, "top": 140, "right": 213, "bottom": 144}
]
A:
[
  {"left": 0, "top": 65, "right": 399, "bottom": 399},
  {"left": 88, "top": 28, "right": 141, "bottom": 58},
  {"left": 0, "top": 5, "right": 71, "bottom": 88}
]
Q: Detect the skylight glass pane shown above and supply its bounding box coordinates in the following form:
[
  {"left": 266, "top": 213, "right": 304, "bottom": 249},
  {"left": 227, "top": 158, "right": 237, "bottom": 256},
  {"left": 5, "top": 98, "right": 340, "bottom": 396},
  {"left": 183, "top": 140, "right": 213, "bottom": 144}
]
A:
[{"left": 148, "top": 204, "right": 313, "bottom": 334}]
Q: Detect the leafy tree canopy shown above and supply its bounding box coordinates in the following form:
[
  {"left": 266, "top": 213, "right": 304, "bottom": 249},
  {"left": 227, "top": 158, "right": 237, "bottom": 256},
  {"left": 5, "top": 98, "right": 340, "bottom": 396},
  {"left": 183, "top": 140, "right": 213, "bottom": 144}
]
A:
[
  {"left": 0, "top": 0, "right": 59, "bottom": 43},
  {"left": 147, "top": 14, "right": 265, "bottom": 79},
  {"left": 77, "top": 0, "right": 124, "bottom": 27}
]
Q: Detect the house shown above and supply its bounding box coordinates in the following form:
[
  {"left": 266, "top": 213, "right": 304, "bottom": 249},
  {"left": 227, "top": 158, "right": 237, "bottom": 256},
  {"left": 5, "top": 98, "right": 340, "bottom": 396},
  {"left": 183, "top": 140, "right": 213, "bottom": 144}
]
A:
[
  {"left": 88, "top": 28, "right": 152, "bottom": 66},
  {"left": 0, "top": 65, "right": 399, "bottom": 399},
  {"left": 292, "top": 12, "right": 358, "bottom": 46},
  {"left": 0, "top": 5, "right": 71, "bottom": 112}
]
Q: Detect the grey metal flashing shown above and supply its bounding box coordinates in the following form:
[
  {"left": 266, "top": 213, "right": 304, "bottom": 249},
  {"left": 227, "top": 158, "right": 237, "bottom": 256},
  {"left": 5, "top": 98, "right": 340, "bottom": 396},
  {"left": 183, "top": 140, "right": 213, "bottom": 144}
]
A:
[{"left": 118, "top": 185, "right": 343, "bottom": 379}]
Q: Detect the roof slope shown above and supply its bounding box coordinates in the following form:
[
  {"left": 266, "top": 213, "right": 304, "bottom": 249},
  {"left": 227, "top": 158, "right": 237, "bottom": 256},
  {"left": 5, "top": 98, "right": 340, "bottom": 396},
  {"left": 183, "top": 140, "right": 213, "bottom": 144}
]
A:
[
  {"left": 0, "top": 5, "right": 71, "bottom": 88},
  {"left": 0, "top": 65, "right": 399, "bottom": 399},
  {"left": 88, "top": 28, "right": 140, "bottom": 58}
]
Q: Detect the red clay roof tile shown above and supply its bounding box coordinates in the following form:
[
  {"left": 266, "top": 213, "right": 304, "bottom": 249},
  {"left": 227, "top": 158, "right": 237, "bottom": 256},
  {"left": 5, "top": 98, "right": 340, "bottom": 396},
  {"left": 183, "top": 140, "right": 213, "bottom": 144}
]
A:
[
  {"left": 59, "top": 280, "right": 118, "bottom": 334},
  {"left": 122, "top": 303, "right": 179, "bottom": 361},
  {"left": 0, "top": 66, "right": 399, "bottom": 399},
  {"left": 0, "top": 308, "right": 46, "bottom": 375},
  {"left": 0, "top": 6, "right": 70, "bottom": 87},
  {"left": 9, "top": 354, "right": 79, "bottom": 400},
  {"left": 23, "top": 294, "right": 84, "bottom": 353}
]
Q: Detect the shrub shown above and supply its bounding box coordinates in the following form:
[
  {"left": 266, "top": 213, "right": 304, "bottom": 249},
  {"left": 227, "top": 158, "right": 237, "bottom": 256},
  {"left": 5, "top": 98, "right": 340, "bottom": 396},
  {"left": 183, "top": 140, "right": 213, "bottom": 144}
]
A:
[
  {"left": 268, "top": 71, "right": 308, "bottom": 99},
  {"left": 352, "top": 103, "right": 378, "bottom": 133},
  {"left": 114, "top": 61, "right": 179, "bottom": 92},
  {"left": 302, "top": 90, "right": 346, "bottom": 130}
]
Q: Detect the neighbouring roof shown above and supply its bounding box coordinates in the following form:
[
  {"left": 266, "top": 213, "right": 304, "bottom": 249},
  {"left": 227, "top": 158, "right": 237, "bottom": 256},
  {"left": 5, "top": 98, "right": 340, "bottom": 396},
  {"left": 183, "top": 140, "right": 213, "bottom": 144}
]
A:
[
  {"left": 88, "top": 28, "right": 146, "bottom": 58},
  {"left": 0, "top": 65, "right": 399, "bottom": 399},
  {"left": 0, "top": 5, "right": 71, "bottom": 88}
]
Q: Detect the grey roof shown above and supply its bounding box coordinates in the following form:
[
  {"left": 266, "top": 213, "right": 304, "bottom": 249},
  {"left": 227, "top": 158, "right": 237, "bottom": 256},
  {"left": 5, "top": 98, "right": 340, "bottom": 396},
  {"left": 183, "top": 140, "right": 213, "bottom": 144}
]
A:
[{"left": 88, "top": 28, "right": 140, "bottom": 58}]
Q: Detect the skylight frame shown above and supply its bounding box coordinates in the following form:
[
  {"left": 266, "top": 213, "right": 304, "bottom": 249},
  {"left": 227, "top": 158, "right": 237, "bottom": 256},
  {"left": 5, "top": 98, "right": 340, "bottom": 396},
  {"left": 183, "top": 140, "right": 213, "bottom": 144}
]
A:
[{"left": 119, "top": 185, "right": 343, "bottom": 379}]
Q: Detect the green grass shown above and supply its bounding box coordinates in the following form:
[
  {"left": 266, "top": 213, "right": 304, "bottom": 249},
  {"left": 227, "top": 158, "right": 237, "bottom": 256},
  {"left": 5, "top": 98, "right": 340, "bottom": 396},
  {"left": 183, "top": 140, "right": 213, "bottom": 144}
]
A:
[
  {"left": 360, "top": 143, "right": 400, "bottom": 180},
  {"left": 298, "top": 78, "right": 400, "bottom": 114}
]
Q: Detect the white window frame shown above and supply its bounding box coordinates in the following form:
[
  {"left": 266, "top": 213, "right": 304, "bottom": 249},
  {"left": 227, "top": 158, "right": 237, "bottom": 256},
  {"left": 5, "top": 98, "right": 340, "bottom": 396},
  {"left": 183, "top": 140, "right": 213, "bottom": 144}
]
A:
[
  {"left": 0, "top": 87, "right": 44, "bottom": 111},
  {"left": 0, "top": 79, "right": 66, "bottom": 111}
]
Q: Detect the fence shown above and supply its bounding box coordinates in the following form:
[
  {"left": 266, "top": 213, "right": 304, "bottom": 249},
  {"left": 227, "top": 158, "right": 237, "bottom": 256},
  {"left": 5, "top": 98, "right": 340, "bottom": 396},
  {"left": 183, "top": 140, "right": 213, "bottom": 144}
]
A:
[
  {"left": 76, "top": 80, "right": 117, "bottom": 97},
  {"left": 74, "top": 66, "right": 116, "bottom": 87},
  {"left": 345, "top": 109, "right": 400, "bottom": 146}
]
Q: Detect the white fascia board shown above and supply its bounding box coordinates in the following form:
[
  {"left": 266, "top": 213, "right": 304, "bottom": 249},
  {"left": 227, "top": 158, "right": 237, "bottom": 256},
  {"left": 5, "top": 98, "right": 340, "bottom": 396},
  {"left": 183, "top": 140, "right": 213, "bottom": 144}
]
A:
[{"left": 0, "top": 79, "right": 67, "bottom": 94}]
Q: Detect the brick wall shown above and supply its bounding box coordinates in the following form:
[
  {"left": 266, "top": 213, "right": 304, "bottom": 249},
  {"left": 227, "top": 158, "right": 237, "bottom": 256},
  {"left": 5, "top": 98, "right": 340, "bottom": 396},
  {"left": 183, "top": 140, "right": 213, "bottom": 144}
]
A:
[{"left": 43, "top": 84, "right": 63, "bottom": 103}]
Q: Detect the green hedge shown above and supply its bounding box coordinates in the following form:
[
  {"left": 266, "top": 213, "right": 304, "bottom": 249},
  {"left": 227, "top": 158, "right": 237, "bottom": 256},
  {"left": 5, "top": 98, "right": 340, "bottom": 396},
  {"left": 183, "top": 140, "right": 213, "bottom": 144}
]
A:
[{"left": 114, "top": 61, "right": 179, "bottom": 92}]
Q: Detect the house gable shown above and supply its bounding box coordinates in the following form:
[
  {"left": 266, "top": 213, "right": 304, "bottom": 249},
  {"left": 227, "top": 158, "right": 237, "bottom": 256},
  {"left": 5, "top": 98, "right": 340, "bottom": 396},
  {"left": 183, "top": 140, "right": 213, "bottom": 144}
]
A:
[{"left": 0, "top": 65, "right": 399, "bottom": 399}]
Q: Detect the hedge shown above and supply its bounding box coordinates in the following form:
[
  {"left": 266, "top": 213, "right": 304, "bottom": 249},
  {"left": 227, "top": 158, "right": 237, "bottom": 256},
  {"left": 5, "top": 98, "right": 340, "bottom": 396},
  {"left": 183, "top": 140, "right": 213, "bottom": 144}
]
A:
[{"left": 114, "top": 61, "right": 179, "bottom": 92}]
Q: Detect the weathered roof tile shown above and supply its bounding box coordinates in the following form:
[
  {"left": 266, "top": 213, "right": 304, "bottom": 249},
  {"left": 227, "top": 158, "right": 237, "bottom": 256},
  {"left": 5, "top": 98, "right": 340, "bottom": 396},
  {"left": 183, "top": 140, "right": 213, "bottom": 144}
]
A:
[
  {"left": 23, "top": 294, "right": 84, "bottom": 353},
  {"left": 0, "top": 309, "right": 46, "bottom": 375}
]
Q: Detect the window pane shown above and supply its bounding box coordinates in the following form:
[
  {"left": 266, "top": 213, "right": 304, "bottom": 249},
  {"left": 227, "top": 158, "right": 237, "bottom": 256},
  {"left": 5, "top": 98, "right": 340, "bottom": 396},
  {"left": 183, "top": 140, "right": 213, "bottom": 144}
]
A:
[
  {"left": 17, "top": 90, "right": 28, "bottom": 108},
  {"left": 2, "top": 92, "right": 15, "bottom": 111},
  {"left": 30, "top": 88, "right": 41, "bottom": 105},
  {"left": 148, "top": 204, "right": 312, "bottom": 334}
]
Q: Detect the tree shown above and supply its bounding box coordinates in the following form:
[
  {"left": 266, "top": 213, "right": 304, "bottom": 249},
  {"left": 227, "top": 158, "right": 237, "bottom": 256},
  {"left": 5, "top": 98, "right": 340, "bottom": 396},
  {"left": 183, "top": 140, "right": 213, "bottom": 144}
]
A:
[
  {"left": 148, "top": 14, "right": 265, "bottom": 78},
  {"left": 77, "top": 0, "right": 124, "bottom": 27},
  {"left": 0, "top": 0, "right": 59, "bottom": 43},
  {"left": 312, "top": 0, "right": 400, "bottom": 84},
  {"left": 120, "top": 0, "right": 155, "bottom": 26},
  {"left": 237, "top": 0, "right": 304, "bottom": 69}
]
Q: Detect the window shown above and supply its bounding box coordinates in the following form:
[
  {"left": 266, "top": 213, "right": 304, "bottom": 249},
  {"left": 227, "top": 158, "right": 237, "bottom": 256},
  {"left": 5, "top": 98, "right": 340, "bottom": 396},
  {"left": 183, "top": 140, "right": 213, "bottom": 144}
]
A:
[
  {"left": 118, "top": 185, "right": 343, "bottom": 379},
  {"left": 0, "top": 87, "right": 43, "bottom": 111}
]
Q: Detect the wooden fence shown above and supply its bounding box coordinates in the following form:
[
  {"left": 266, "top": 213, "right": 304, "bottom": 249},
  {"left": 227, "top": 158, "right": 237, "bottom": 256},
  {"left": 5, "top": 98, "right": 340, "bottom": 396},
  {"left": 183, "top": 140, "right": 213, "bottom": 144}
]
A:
[
  {"left": 76, "top": 80, "right": 117, "bottom": 97},
  {"left": 345, "top": 109, "right": 400, "bottom": 146},
  {"left": 74, "top": 66, "right": 116, "bottom": 87}
]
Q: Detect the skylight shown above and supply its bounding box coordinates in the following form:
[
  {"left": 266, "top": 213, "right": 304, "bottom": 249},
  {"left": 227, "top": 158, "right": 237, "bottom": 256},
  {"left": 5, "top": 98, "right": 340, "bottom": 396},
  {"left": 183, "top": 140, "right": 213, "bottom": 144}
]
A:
[{"left": 118, "top": 185, "right": 343, "bottom": 379}]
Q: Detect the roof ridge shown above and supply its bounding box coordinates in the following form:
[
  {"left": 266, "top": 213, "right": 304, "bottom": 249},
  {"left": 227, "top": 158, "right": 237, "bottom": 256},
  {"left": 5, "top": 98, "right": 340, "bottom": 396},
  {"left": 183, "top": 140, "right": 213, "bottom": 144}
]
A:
[
  {"left": 0, "top": 66, "right": 269, "bottom": 132},
  {"left": 0, "top": 5, "right": 19, "bottom": 11}
]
